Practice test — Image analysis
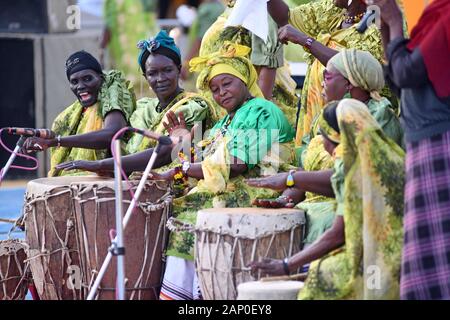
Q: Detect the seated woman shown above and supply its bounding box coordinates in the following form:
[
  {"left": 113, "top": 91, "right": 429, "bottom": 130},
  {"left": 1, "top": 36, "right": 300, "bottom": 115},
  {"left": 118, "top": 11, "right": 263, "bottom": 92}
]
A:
[
  {"left": 248, "top": 98, "right": 405, "bottom": 299},
  {"left": 56, "top": 31, "right": 218, "bottom": 175},
  {"left": 151, "top": 43, "right": 295, "bottom": 300},
  {"left": 23, "top": 51, "right": 136, "bottom": 177},
  {"left": 255, "top": 48, "right": 403, "bottom": 246}
]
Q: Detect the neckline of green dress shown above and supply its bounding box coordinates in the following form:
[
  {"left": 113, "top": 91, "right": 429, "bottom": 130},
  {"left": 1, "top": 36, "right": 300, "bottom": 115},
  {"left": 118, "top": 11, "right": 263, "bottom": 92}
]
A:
[{"left": 155, "top": 90, "right": 186, "bottom": 113}]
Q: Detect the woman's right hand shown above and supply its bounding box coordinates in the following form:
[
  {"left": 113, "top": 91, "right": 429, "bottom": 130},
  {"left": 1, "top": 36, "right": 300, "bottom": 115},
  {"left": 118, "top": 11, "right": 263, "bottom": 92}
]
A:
[
  {"left": 22, "top": 137, "right": 55, "bottom": 154},
  {"left": 278, "top": 24, "right": 308, "bottom": 45}
]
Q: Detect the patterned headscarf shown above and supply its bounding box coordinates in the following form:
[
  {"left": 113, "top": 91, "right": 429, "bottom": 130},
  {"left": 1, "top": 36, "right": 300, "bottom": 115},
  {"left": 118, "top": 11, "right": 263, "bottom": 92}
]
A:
[
  {"left": 328, "top": 48, "right": 385, "bottom": 101},
  {"left": 137, "top": 30, "right": 182, "bottom": 73},
  {"left": 319, "top": 113, "right": 340, "bottom": 145},
  {"left": 189, "top": 42, "right": 263, "bottom": 98}
]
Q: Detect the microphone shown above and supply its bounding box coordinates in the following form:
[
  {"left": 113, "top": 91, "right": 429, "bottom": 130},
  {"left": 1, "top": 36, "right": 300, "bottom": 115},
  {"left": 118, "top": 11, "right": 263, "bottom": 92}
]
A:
[
  {"left": 131, "top": 128, "right": 174, "bottom": 146},
  {"left": 356, "top": 8, "right": 377, "bottom": 33},
  {"left": 7, "top": 128, "right": 56, "bottom": 139}
]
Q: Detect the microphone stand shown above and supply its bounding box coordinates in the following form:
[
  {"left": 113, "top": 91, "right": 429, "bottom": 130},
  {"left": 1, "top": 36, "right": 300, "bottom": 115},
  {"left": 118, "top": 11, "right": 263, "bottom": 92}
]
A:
[
  {"left": 0, "top": 136, "right": 26, "bottom": 183},
  {"left": 112, "top": 140, "right": 125, "bottom": 300},
  {"left": 86, "top": 136, "right": 172, "bottom": 300}
]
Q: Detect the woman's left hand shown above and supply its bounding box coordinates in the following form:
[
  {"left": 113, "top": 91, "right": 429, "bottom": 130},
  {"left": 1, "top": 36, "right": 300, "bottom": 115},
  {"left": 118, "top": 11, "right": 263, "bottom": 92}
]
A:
[
  {"left": 245, "top": 172, "right": 289, "bottom": 191},
  {"left": 249, "top": 258, "right": 286, "bottom": 276},
  {"left": 56, "top": 160, "right": 102, "bottom": 172},
  {"left": 278, "top": 24, "right": 307, "bottom": 45}
]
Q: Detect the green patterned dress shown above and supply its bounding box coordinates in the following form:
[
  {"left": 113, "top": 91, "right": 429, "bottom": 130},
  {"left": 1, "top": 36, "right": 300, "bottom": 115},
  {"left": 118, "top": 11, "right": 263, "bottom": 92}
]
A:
[
  {"left": 104, "top": 0, "right": 157, "bottom": 89},
  {"left": 299, "top": 99, "right": 404, "bottom": 300},
  {"left": 167, "top": 97, "right": 296, "bottom": 260},
  {"left": 299, "top": 97, "right": 404, "bottom": 245}
]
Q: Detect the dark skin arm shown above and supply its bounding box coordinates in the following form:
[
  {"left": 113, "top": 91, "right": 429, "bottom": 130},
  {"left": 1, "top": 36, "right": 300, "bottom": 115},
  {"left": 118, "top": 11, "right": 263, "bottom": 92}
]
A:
[
  {"left": 278, "top": 24, "right": 338, "bottom": 67},
  {"left": 56, "top": 145, "right": 173, "bottom": 174},
  {"left": 250, "top": 215, "right": 345, "bottom": 276},
  {"left": 267, "top": 0, "right": 290, "bottom": 27},
  {"left": 256, "top": 66, "right": 277, "bottom": 100},
  {"left": 23, "top": 111, "right": 127, "bottom": 152},
  {"left": 246, "top": 169, "right": 335, "bottom": 198},
  {"left": 377, "top": 0, "right": 404, "bottom": 54}
]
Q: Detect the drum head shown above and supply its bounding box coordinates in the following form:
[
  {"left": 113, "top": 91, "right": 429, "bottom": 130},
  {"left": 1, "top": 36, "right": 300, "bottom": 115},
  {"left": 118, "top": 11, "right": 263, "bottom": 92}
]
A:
[
  {"left": 237, "top": 280, "right": 304, "bottom": 300},
  {"left": 196, "top": 208, "right": 306, "bottom": 239},
  {"left": 26, "top": 176, "right": 109, "bottom": 196}
]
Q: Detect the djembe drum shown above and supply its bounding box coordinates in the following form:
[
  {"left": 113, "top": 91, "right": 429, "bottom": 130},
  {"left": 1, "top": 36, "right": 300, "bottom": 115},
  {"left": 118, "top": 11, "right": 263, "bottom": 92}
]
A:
[
  {"left": 195, "top": 208, "right": 306, "bottom": 300},
  {"left": 24, "top": 176, "right": 86, "bottom": 300},
  {"left": 71, "top": 179, "right": 172, "bottom": 300},
  {"left": 0, "top": 239, "right": 29, "bottom": 300}
]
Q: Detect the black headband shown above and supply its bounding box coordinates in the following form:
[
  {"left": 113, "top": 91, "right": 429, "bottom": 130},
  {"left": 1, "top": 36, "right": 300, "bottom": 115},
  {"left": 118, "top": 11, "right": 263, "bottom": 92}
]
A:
[{"left": 65, "top": 51, "right": 102, "bottom": 80}]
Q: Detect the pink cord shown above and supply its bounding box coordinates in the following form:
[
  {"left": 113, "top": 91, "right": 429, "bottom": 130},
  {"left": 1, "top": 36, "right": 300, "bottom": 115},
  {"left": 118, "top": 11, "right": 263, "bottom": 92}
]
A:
[
  {"left": 0, "top": 128, "right": 39, "bottom": 185},
  {"left": 110, "top": 127, "right": 137, "bottom": 200}
]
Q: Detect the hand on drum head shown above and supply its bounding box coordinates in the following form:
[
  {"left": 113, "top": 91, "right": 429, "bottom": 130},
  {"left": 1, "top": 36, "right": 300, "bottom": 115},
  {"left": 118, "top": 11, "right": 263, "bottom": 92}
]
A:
[
  {"left": 148, "top": 168, "right": 176, "bottom": 181},
  {"left": 252, "top": 197, "right": 296, "bottom": 209},
  {"left": 245, "top": 172, "right": 290, "bottom": 192},
  {"left": 56, "top": 160, "right": 102, "bottom": 173},
  {"left": 248, "top": 258, "right": 286, "bottom": 276}
]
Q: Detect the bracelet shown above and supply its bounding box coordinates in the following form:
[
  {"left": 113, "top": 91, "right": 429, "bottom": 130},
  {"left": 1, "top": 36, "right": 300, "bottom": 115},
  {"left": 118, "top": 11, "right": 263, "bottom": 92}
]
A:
[
  {"left": 182, "top": 161, "right": 191, "bottom": 176},
  {"left": 303, "top": 37, "right": 315, "bottom": 52},
  {"left": 286, "top": 170, "right": 295, "bottom": 188},
  {"left": 282, "top": 258, "right": 290, "bottom": 275},
  {"left": 56, "top": 135, "right": 62, "bottom": 148}
]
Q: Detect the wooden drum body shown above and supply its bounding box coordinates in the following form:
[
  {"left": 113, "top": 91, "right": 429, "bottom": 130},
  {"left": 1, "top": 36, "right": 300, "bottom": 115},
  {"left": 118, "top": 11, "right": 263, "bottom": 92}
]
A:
[
  {"left": 24, "top": 176, "right": 172, "bottom": 300},
  {"left": 72, "top": 179, "right": 172, "bottom": 300},
  {"left": 195, "top": 208, "right": 305, "bottom": 300},
  {"left": 0, "top": 239, "right": 29, "bottom": 300},
  {"left": 24, "top": 177, "right": 85, "bottom": 300}
]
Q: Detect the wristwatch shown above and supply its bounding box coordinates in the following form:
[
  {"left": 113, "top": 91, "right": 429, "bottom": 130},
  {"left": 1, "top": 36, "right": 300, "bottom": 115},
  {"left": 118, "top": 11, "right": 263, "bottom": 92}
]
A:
[
  {"left": 182, "top": 161, "right": 191, "bottom": 176},
  {"left": 303, "top": 37, "right": 315, "bottom": 52},
  {"left": 282, "top": 258, "right": 290, "bottom": 275}
]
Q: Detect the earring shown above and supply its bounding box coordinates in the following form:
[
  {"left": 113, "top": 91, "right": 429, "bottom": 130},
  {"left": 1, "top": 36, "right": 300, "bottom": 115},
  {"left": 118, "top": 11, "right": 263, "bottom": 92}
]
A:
[{"left": 348, "top": 0, "right": 353, "bottom": 6}]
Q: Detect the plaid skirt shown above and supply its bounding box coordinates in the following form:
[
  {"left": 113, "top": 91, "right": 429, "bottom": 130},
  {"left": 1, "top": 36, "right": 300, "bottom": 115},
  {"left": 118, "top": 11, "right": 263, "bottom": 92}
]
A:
[{"left": 401, "top": 130, "right": 450, "bottom": 300}]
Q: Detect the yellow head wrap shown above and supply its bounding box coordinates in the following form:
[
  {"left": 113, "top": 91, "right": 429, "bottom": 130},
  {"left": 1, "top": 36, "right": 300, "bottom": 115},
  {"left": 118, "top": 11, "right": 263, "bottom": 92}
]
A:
[{"left": 189, "top": 42, "right": 264, "bottom": 99}]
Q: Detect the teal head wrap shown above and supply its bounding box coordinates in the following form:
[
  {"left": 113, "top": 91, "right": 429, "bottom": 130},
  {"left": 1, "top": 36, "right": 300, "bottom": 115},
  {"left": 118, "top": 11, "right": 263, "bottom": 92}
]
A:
[{"left": 137, "top": 30, "right": 182, "bottom": 73}]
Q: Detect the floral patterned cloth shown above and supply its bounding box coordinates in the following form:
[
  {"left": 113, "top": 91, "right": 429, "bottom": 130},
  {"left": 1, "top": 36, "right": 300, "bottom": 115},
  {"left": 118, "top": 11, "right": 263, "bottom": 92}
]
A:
[
  {"left": 299, "top": 99, "right": 405, "bottom": 300},
  {"left": 289, "top": 0, "right": 403, "bottom": 155}
]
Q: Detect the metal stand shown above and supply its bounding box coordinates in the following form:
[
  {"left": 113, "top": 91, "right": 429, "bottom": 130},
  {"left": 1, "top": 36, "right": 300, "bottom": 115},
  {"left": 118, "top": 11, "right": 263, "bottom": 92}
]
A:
[
  {"left": 112, "top": 140, "right": 125, "bottom": 300},
  {"left": 86, "top": 139, "right": 170, "bottom": 300},
  {"left": 0, "top": 136, "right": 26, "bottom": 183}
]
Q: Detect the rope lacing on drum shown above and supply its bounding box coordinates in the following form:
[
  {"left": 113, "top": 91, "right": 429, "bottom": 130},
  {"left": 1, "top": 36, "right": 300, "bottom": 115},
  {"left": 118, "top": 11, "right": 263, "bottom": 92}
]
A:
[{"left": 166, "top": 217, "right": 195, "bottom": 233}]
